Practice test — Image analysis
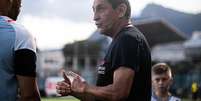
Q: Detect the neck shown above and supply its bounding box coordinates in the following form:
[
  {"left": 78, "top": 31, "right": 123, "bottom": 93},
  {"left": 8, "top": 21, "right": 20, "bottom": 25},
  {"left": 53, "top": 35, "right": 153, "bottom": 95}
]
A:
[
  {"left": 110, "top": 19, "right": 132, "bottom": 39},
  {"left": 155, "top": 91, "right": 170, "bottom": 101}
]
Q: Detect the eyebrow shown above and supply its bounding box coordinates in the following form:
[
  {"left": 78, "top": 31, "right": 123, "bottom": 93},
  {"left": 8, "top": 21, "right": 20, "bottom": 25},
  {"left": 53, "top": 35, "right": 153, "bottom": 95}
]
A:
[{"left": 93, "top": 3, "right": 105, "bottom": 9}]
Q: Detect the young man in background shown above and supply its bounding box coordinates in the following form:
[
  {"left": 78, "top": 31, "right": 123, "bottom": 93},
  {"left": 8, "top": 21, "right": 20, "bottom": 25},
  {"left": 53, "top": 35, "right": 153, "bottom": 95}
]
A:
[{"left": 152, "top": 63, "right": 181, "bottom": 101}]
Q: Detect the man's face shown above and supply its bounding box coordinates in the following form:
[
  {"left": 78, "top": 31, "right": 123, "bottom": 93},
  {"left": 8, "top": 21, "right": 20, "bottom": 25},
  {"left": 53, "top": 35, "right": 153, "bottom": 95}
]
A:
[
  {"left": 93, "top": 0, "right": 119, "bottom": 36},
  {"left": 152, "top": 73, "right": 172, "bottom": 94}
]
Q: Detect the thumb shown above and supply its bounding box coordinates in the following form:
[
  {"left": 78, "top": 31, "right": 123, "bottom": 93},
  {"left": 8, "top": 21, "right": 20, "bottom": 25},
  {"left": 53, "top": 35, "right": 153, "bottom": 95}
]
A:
[{"left": 62, "top": 71, "right": 71, "bottom": 85}]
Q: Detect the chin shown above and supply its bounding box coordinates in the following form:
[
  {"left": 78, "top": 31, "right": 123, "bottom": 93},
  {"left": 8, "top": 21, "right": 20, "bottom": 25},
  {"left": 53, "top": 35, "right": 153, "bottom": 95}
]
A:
[
  {"left": 159, "top": 88, "right": 168, "bottom": 93},
  {"left": 98, "top": 28, "right": 111, "bottom": 36},
  {"left": 97, "top": 28, "right": 105, "bottom": 34}
]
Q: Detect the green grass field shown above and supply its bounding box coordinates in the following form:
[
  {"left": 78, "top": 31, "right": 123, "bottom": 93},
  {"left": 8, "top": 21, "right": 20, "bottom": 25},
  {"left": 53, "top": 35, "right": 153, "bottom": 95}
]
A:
[
  {"left": 42, "top": 96, "right": 80, "bottom": 101},
  {"left": 42, "top": 97, "right": 191, "bottom": 101}
]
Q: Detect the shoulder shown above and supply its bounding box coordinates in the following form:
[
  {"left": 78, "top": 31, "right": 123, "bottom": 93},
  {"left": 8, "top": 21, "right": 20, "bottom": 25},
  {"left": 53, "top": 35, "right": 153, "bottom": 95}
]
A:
[
  {"left": 8, "top": 19, "right": 36, "bottom": 52},
  {"left": 112, "top": 27, "right": 145, "bottom": 51},
  {"left": 115, "top": 27, "right": 147, "bottom": 49},
  {"left": 11, "top": 21, "right": 33, "bottom": 40},
  {"left": 118, "top": 26, "right": 146, "bottom": 42},
  {"left": 1, "top": 16, "right": 33, "bottom": 40},
  {"left": 151, "top": 96, "right": 157, "bottom": 101},
  {"left": 0, "top": 16, "right": 15, "bottom": 31},
  {"left": 170, "top": 96, "right": 181, "bottom": 101},
  {"left": 122, "top": 26, "right": 143, "bottom": 37},
  {"left": 116, "top": 28, "right": 139, "bottom": 44}
]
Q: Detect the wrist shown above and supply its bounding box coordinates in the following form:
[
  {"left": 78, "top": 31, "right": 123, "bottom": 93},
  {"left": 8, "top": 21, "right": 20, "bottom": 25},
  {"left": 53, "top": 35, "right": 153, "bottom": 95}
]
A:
[{"left": 83, "top": 82, "right": 89, "bottom": 93}]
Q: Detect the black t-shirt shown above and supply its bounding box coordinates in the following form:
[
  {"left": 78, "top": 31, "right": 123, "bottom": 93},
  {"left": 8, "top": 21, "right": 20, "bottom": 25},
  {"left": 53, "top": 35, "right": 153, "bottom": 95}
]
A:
[{"left": 96, "top": 26, "right": 151, "bottom": 101}]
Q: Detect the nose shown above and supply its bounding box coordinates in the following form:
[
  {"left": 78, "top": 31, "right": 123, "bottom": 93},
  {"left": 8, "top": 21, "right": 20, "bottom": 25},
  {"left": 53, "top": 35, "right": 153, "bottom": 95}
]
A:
[
  {"left": 158, "top": 79, "right": 164, "bottom": 85},
  {"left": 93, "top": 11, "right": 100, "bottom": 21}
]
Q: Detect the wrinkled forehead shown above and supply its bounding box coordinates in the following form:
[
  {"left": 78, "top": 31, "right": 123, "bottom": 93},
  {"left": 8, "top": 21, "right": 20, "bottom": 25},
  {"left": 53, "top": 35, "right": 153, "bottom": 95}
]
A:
[{"left": 93, "top": 0, "right": 110, "bottom": 7}]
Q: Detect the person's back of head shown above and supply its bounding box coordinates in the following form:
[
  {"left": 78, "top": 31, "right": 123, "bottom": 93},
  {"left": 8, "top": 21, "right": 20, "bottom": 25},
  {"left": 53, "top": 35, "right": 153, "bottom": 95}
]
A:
[
  {"left": 0, "top": 0, "right": 21, "bottom": 20},
  {"left": 106, "top": 0, "right": 131, "bottom": 19},
  {"left": 8, "top": 0, "right": 21, "bottom": 20}
]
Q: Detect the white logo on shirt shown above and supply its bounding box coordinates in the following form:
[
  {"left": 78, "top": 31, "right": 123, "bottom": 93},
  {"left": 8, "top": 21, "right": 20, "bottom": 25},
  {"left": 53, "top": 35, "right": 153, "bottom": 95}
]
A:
[{"left": 97, "top": 66, "right": 106, "bottom": 75}]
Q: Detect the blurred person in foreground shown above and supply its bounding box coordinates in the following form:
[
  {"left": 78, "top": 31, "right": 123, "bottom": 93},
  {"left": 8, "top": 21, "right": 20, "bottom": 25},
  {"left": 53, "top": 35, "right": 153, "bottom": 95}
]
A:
[
  {"left": 152, "top": 63, "right": 181, "bottom": 101},
  {"left": 0, "top": 0, "right": 41, "bottom": 100},
  {"left": 56, "top": 0, "right": 151, "bottom": 100}
]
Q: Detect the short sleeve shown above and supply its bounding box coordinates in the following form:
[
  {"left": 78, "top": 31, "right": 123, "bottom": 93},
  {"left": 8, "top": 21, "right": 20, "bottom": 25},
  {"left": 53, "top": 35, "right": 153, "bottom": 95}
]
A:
[
  {"left": 12, "top": 23, "right": 37, "bottom": 77},
  {"left": 111, "top": 34, "right": 140, "bottom": 72},
  {"left": 13, "top": 24, "right": 36, "bottom": 53}
]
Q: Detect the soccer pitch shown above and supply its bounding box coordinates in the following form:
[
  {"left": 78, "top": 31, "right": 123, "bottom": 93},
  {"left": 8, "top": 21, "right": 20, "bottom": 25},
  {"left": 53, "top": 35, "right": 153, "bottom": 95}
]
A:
[
  {"left": 42, "top": 97, "right": 79, "bottom": 101},
  {"left": 42, "top": 98, "right": 190, "bottom": 101}
]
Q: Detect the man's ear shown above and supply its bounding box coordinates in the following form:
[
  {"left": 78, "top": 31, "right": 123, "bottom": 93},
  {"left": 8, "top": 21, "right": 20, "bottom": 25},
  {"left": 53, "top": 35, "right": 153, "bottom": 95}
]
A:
[{"left": 116, "top": 3, "right": 127, "bottom": 18}]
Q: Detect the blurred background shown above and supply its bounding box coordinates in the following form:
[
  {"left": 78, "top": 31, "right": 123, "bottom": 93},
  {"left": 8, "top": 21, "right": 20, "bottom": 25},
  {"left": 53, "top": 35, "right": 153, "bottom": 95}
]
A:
[{"left": 18, "top": 0, "right": 201, "bottom": 100}]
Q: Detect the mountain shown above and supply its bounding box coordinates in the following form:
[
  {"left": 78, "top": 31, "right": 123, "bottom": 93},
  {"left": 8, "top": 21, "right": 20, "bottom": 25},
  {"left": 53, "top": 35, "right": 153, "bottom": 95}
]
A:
[
  {"left": 88, "top": 3, "right": 201, "bottom": 41},
  {"left": 139, "top": 3, "right": 201, "bottom": 37}
]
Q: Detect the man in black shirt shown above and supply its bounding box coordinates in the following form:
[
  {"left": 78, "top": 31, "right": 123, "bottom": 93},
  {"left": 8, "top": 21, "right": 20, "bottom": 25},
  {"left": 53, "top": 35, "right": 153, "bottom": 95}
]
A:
[{"left": 56, "top": 0, "right": 151, "bottom": 100}]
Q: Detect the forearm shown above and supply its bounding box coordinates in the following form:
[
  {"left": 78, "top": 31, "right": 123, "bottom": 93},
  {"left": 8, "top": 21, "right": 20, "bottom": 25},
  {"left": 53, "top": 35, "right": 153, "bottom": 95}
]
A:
[
  {"left": 71, "top": 92, "right": 94, "bottom": 101},
  {"left": 71, "top": 84, "right": 116, "bottom": 101},
  {"left": 84, "top": 84, "right": 122, "bottom": 101},
  {"left": 19, "top": 85, "right": 41, "bottom": 101},
  {"left": 17, "top": 76, "right": 41, "bottom": 101},
  {"left": 20, "top": 86, "right": 41, "bottom": 101},
  {"left": 68, "top": 67, "right": 133, "bottom": 101}
]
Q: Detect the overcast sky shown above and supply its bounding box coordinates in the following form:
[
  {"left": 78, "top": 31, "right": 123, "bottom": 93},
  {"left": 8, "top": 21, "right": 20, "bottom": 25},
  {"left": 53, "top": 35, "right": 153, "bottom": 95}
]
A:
[{"left": 17, "top": 0, "right": 201, "bottom": 50}]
